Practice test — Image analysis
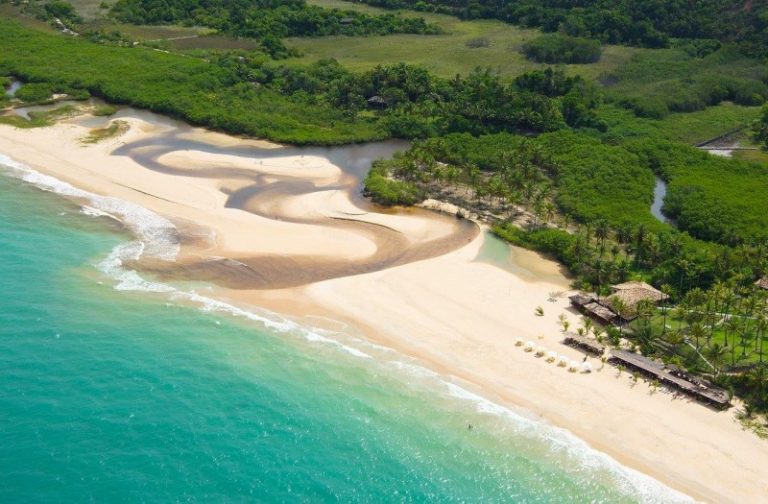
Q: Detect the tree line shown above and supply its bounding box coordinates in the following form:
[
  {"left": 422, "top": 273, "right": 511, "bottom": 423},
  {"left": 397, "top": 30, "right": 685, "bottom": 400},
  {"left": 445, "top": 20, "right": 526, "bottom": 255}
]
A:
[
  {"left": 352, "top": 0, "right": 768, "bottom": 56},
  {"left": 109, "top": 0, "right": 441, "bottom": 56}
]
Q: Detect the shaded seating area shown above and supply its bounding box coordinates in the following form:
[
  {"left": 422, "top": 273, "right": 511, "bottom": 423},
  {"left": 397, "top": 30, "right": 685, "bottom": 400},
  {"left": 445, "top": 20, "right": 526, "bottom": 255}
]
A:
[
  {"left": 563, "top": 334, "right": 605, "bottom": 356},
  {"left": 569, "top": 294, "right": 620, "bottom": 325},
  {"left": 608, "top": 349, "right": 731, "bottom": 409},
  {"left": 755, "top": 276, "right": 768, "bottom": 290},
  {"left": 570, "top": 282, "right": 670, "bottom": 326}
]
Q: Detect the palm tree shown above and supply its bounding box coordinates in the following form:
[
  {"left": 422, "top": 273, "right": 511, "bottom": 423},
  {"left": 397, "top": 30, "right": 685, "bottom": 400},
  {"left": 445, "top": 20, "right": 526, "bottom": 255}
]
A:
[
  {"left": 594, "top": 219, "right": 610, "bottom": 257},
  {"left": 636, "top": 299, "right": 656, "bottom": 332},
  {"left": 705, "top": 342, "right": 728, "bottom": 373},
  {"left": 610, "top": 296, "right": 629, "bottom": 335},
  {"left": 591, "top": 324, "right": 604, "bottom": 343},
  {"left": 659, "top": 283, "right": 674, "bottom": 335},
  {"left": 665, "top": 328, "right": 685, "bottom": 356},
  {"left": 689, "top": 322, "right": 706, "bottom": 352}
]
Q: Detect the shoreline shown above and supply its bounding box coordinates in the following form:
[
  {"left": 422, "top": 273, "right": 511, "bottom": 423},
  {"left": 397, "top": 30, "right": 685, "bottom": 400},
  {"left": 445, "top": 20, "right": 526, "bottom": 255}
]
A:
[{"left": 2, "top": 110, "right": 768, "bottom": 502}]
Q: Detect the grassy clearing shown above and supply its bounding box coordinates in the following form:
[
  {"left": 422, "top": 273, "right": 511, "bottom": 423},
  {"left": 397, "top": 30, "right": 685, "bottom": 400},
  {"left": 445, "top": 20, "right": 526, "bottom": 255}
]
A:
[
  {"left": 82, "top": 119, "right": 128, "bottom": 143},
  {"left": 67, "top": 0, "right": 111, "bottom": 21},
  {"left": 286, "top": 0, "right": 641, "bottom": 79},
  {"left": 733, "top": 149, "right": 768, "bottom": 164},
  {"left": 91, "top": 22, "right": 209, "bottom": 40},
  {"left": 640, "top": 311, "right": 768, "bottom": 367},
  {"left": 168, "top": 35, "right": 262, "bottom": 51},
  {"left": 602, "top": 103, "right": 761, "bottom": 145},
  {"left": 0, "top": 105, "right": 79, "bottom": 128}
]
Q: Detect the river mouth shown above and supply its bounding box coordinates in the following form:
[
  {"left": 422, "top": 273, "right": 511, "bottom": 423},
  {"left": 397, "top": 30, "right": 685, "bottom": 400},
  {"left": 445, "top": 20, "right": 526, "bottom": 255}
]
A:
[{"left": 9, "top": 103, "right": 478, "bottom": 290}]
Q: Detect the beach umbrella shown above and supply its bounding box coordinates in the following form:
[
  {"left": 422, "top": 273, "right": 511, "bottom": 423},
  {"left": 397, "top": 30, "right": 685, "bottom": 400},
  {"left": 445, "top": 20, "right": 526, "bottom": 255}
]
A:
[
  {"left": 580, "top": 362, "right": 593, "bottom": 373},
  {"left": 568, "top": 361, "right": 579, "bottom": 372},
  {"left": 546, "top": 351, "right": 558, "bottom": 363},
  {"left": 524, "top": 341, "right": 535, "bottom": 352},
  {"left": 514, "top": 338, "right": 524, "bottom": 347},
  {"left": 535, "top": 346, "right": 546, "bottom": 357},
  {"left": 557, "top": 356, "right": 569, "bottom": 367}
]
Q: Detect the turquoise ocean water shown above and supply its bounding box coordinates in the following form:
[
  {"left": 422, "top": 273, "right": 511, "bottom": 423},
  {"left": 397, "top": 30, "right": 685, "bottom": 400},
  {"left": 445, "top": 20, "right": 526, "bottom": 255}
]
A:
[{"left": 0, "top": 156, "right": 691, "bottom": 503}]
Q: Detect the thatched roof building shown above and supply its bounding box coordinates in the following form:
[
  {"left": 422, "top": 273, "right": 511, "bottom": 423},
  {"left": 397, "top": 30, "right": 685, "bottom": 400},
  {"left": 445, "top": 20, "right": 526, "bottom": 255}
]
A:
[
  {"left": 605, "top": 281, "right": 669, "bottom": 321},
  {"left": 755, "top": 276, "right": 768, "bottom": 290}
]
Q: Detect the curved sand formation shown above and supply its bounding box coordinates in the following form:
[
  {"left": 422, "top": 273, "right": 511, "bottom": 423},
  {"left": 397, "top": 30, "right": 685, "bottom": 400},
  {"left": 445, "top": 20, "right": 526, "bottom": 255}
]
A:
[
  {"left": 3, "top": 107, "right": 768, "bottom": 503},
  {"left": 20, "top": 109, "right": 479, "bottom": 289}
]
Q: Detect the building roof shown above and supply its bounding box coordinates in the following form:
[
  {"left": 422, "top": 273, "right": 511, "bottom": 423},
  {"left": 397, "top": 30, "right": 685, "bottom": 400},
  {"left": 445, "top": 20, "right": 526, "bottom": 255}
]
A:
[
  {"left": 563, "top": 334, "right": 605, "bottom": 356},
  {"left": 582, "top": 301, "right": 619, "bottom": 324},
  {"left": 755, "top": 277, "right": 768, "bottom": 290},
  {"left": 609, "top": 350, "right": 730, "bottom": 407},
  {"left": 568, "top": 294, "right": 593, "bottom": 307},
  {"left": 607, "top": 282, "right": 669, "bottom": 315}
]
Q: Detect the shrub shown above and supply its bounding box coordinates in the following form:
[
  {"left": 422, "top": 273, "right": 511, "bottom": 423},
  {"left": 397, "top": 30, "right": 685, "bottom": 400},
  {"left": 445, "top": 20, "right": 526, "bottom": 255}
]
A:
[
  {"left": 364, "top": 161, "right": 423, "bottom": 205},
  {"left": 14, "top": 82, "right": 55, "bottom": 103},
  {"left": 522, "top": 34, "right": 601, "bottom": 64}
]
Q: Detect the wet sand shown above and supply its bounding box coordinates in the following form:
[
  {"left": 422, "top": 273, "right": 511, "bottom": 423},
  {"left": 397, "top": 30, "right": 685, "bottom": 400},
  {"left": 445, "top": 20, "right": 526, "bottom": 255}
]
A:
[{"left": 2, "top": 108, "right": 768, "bottom": 502}]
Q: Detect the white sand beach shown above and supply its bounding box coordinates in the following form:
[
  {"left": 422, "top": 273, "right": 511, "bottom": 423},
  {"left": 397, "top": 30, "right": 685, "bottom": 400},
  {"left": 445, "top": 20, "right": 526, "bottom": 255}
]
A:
[{"left": 1, "top": 110, "right": 767, "bottom": 502}]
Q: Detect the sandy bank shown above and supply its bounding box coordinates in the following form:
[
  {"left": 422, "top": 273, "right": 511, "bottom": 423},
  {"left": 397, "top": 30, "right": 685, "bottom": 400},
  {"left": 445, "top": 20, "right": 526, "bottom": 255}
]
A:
[{"left": 1, "top": 111, "right": 767, "bottom": 502}]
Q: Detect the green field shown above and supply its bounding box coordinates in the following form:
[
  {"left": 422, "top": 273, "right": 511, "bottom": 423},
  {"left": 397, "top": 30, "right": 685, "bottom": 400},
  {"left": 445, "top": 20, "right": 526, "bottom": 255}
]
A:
[
  {"left": 285, "top": 0, "right": 641, "bottom": 79},
  {"left": 603, "top": 103, "right": 761, "bottom": 145}
]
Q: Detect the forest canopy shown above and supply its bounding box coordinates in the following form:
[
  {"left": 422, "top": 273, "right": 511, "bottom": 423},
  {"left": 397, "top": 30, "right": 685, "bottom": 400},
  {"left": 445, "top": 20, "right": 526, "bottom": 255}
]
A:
[
  {"left": 110, "top": 0, "right": 442, "bottom": 40},
  {"left": 352, "top": 0, "right": 768, "bottom": 56}
]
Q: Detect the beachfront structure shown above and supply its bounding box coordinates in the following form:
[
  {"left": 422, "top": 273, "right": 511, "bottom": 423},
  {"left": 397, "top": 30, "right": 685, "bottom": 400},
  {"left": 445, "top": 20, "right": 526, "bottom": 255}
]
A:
[
  {"left": 605, "top": 281, "right": 669, "bottom": 322},
  {"left": 570, "top": 281, "right": 669, "bottom": 326},
  {"left": 563, "top": 334, "right": 606, "bottom": 356},
  {"left": 569, "top": 294, "right": 620, "bottom": 325},
  {"left": 608, "top": 349, "right": 730, "bottom": 409}
]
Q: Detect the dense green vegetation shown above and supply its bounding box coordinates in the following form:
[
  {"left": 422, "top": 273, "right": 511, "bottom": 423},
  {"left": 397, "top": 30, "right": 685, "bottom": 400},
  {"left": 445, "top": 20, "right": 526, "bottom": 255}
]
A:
[
  {"left": 522, "top": 34, "right": 601, "bottom": 64},
  {"left": 751, "top": 104, "right": 768, "bottom": 149},
  {"left": 287, "top": 0, "right": 641, "bottom": 80},
  {"left": 109, "top": 0, "right": 440, "bottom": 56},
  {"left": 628, "top": 140, "right": 768, "bottom": 244},
  {"left": 351, "top": 0, "right": 768, "bottom": 55},
  {"left": 0, "top": 21, "right": 605, "bottom": 143},
  {"left": 602, "top": 46, "right": 767, "bottom": 119},
  {"left": 0, "top": 18, "right": 376, "bottom": 143}
]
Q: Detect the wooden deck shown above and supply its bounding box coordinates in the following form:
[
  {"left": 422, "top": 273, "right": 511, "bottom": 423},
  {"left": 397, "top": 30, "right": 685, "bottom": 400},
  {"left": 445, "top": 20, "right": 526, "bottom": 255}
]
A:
[{"left": 608, "top": 349, "right": 731, "bottom": 408}]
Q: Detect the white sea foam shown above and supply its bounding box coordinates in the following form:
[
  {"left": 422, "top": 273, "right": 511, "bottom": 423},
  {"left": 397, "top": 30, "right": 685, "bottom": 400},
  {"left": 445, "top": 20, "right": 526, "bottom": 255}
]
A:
[
  {"left": 0, "top": 153, "right": 180, "bottom": 261},
  {"left": 1, "top": 152, "right": 692, "bottom": 503}
]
